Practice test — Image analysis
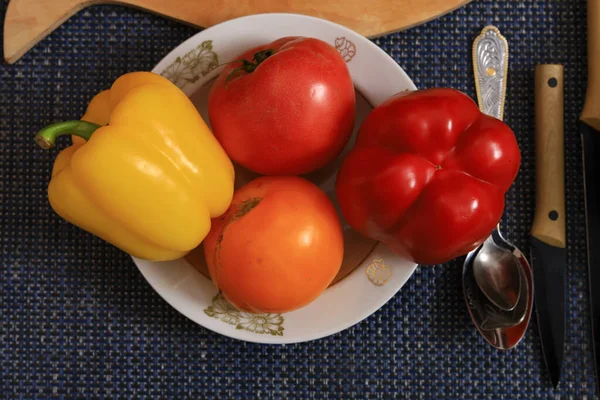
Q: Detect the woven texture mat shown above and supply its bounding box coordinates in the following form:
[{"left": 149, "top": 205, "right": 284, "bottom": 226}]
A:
[{"left": 0, "top": 0, "right": 595, "bottom": 398}]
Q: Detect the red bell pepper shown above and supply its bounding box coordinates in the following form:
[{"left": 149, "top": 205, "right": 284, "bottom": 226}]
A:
[{"left": 335, "top": 88, "right": 521, "bottom": 265}]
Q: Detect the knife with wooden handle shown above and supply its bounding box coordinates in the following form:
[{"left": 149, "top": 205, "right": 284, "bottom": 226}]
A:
[
  {"left": 530, "top": 64, "right": 566, "bottom": 388},
  {"left": 581, "top": 0, "right": 600, "bottom": 393}
]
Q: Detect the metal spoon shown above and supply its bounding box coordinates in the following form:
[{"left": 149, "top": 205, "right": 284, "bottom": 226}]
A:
[
  {"left": 462, "top": 26, "right": 534, "bottom": 350},
  {"left": 463, "top": 238, "right": 534, "bottom": 349},
  {"left": 469, "top": 26, "right": 523, "bottom": 314},
  {"left": 473, "top": 230, "right": 522, "bottom": 311},
  {"left": 464, "top": 229, "right": 529, "bottom": 330}
]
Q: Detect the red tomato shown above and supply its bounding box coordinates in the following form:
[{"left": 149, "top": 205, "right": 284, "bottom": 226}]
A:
[
  {"left": 203, "top": 176, "right": 344, "bottom": 313},
  {"left": 335, "top": 88, "right": 521, "bottom": 265},
  {"left": 208, "top": 36, "right": 356, "bottom": 176}
]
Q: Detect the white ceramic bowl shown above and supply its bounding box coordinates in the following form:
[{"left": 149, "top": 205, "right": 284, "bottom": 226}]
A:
[{"left": 134, "top": 13, "right": 418, "bottom": 344}]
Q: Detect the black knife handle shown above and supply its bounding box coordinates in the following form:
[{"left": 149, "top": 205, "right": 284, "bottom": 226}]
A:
[
  {"left": 533, "top": 64, "right": 565, "bottom": 248},
  {"left": 582, "top": 0, "right": 600, "bottom": 129}
]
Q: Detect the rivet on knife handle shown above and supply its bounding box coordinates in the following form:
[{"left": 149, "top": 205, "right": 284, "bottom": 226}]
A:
[
  {"left": 581, "top": 0, "right": 600, "bottom": 130},
  {"left": 473, "top": 26, "right": 509, "bottom": 120},
  {"left": 532, "top": 64, "right": 566, "bottom": 248}
]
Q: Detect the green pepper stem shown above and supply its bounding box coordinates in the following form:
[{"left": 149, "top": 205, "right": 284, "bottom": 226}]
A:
[{"left": 35, "top": 120, "right": 101, "bottom": 149}]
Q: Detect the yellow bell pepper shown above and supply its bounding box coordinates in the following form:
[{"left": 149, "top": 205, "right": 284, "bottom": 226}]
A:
[{"left": 35, "top": 71, "right": 235, "bottom": 261}]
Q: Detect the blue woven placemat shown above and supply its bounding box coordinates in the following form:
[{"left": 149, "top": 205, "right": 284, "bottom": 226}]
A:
[{"left": 0, "top": 0, "right": 595, "bottom": 398}]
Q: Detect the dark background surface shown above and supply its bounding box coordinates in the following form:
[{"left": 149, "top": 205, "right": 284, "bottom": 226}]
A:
[{"left": 0, "top": 0, "right": 595, "bottom": 398}]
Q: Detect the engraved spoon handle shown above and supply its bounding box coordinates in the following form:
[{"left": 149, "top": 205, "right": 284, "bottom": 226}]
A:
[{"left": 473, "top": 26, "right": 509, "bottom": 120}]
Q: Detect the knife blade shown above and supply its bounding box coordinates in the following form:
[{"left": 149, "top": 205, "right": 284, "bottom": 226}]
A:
[
  {"left": 582, "top": 0, "right": 600, "bottom": 392},
  {"left": 530, "top": 64, "right": 566, "bottom": 388}
]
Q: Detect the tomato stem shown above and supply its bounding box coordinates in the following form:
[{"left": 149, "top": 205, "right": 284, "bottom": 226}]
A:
[{"left": 225, "top": 49, "right": 275, "bottom": 86}]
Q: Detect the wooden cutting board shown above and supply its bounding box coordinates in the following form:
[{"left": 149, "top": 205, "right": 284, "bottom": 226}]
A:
[{"left": 3, "top": 0, "right": 472, "bottom": 64}]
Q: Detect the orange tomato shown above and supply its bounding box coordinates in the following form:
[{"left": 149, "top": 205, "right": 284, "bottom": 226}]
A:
[{"left": 203, "top": 176, "right": 344, "bottom": 313}]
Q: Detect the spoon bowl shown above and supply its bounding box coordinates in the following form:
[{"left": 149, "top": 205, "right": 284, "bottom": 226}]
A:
[
  {"left": 464, "top": 231, "right": 529, "bottom": 330},
  {"left": 463, "top": 233, "right": 534, "bottom": 349},
  {"left": 473, "top": 230, "right": 522, "bottom": 311}
]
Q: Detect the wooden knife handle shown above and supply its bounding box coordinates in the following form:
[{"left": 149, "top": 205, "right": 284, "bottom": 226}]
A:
[
  {"left": 582, "top": 0, "right": 600, "bottom": 129},
  {"left": 532, "top": 64, "right": 566, "bottom": 248}
]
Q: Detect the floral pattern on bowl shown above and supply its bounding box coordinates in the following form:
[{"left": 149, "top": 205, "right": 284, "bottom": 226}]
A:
[
  {"left": 160, "top": 40, "right": 219, "bottom": 89},
  {"left": 204, "top": 293, "right": 285, "bottom": 336},
  {"left": 335, "top": 37, "right": 356, "bottom": 62},
  {"left": 366, "top": 259, "right": 392, "bottom": 286}
]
